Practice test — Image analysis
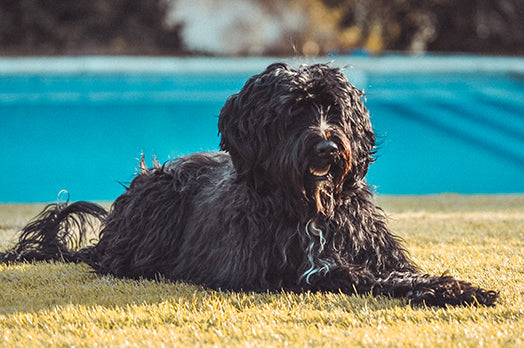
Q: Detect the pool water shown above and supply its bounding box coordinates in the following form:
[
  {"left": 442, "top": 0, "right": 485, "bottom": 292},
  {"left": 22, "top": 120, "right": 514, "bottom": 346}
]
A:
[{"left": 0, "top": 56, "right": 523, "bottom": 202}]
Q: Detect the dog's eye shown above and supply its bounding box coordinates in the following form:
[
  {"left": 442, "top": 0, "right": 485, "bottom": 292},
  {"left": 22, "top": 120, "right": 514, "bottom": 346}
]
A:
[
  {"left": 326, "top": 113, "right": 342, "bottom": 125},
  {"left": 285, "top": 104, "right": 311, "bottom": 126},
  {"left": 287, "top": 113, "right": 317, "bottom": 132}
]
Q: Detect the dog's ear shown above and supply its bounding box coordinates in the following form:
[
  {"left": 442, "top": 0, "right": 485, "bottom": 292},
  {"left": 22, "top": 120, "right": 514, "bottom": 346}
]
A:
[
  {"left": 343, "top": 84, "right": 376, "bottom": 181},
  {"left": 217, "top": 90, "right": 257, "bottom": 178},
  {"left": 218, "top": 63, "right": 293, "bottom": 180}
]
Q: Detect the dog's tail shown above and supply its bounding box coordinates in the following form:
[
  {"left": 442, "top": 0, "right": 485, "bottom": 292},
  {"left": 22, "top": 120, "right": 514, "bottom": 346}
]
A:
[{"left": 0, "top": 201, "right": 107, "bottom": 264}]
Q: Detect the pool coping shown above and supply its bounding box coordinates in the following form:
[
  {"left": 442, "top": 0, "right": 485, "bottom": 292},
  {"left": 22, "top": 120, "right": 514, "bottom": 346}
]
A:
[{"left": 0, "top": 55, "right": 523, "bottom": 75}]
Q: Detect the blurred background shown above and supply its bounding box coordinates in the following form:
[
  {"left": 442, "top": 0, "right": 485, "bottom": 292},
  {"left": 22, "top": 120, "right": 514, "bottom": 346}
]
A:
[
  {"left": 0, "top": 0, "right": 523, "bottom": 202},
  {"left": 1, "top": 0, "right": 523, "bottom": 56}
]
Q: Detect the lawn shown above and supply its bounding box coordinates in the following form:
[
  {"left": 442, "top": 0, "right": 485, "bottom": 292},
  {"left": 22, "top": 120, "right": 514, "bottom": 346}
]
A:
[{"left": 1, "top": 195, "right": 523, "bottom": 347}]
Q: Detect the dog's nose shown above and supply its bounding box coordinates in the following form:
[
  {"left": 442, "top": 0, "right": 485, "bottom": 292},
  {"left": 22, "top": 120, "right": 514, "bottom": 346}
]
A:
[{"left": 315, "top": 140, "right": 338, "bottom": 157}]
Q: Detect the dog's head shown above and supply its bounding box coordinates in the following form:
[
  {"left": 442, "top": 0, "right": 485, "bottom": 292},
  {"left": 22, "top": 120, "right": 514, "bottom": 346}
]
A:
[{"left": 218, "top": 63, "right": 375, "bottom": 217}]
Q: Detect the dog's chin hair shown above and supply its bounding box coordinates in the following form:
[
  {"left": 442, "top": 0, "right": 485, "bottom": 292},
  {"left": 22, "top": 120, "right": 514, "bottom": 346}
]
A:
[{"left": 309, "top": 181, "right": 336, "bottom": 217}]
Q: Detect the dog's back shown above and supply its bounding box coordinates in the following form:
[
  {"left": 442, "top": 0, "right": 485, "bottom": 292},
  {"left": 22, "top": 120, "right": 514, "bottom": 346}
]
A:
[{"left": 93, "top": 152, "right": 239, "bottom": 279}]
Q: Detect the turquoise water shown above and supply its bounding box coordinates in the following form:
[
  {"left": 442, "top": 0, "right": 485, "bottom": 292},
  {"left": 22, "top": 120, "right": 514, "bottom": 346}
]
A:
[{"left": 1, "top": 56, "right": 523, "bottom": 202}]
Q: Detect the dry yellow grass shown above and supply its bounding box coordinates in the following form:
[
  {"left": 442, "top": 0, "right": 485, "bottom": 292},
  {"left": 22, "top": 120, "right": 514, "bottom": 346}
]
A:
[{"left": 1, "top": 195, "right": 523, "bottom": 347}]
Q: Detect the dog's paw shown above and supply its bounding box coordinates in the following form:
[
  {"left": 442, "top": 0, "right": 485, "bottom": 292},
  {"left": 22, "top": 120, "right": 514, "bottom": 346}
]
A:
[{"left": 408, "top": 276, "right": 499, "bottom": 307}]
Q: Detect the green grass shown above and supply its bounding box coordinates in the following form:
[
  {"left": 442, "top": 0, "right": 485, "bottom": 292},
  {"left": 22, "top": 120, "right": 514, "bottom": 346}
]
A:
[{"left": 1, "top": 195, "right": 523, "bottom": 347}]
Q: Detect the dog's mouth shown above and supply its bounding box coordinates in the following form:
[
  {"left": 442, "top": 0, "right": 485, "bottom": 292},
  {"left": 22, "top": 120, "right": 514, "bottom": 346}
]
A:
[
  {"left": 307, "top": 140, "right": 339, "bottom": 180},
  {"left": 304, "top": 139, "right": 346, "bottom": 183},
  {"left": 308, "top": 164, "right": 331, "bottom": 177}
]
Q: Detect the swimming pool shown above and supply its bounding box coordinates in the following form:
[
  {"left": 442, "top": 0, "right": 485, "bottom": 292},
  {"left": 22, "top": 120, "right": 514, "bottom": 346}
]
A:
[{"left": 1, "top": 56, "right": 523, "bottom": 202}]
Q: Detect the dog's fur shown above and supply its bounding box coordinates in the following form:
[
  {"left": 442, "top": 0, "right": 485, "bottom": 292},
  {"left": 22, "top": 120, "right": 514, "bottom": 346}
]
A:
[{"left": 1, "top": 63, "right": 498, "bottom": 306}]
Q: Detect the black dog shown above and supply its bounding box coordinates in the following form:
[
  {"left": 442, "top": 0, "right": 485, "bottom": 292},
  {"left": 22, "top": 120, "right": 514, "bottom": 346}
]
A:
[{"left": 1, "top": 63, "right": 498, "bottom": 307}]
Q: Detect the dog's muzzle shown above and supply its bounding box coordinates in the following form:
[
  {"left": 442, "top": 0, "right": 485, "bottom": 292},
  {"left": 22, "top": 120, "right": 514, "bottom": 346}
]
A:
[{"left": 308, "top": 140, "right": 338, "bottom": 177}]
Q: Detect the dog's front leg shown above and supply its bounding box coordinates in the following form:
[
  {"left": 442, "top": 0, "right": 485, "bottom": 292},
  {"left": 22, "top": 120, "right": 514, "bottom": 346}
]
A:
[
  {"left": 370, "top": 271, "right": 498, "bottom": 306},
  {"left": 310, "top": 265, "right": 377, "bottom": 295},
  {"left": 313, "top": 268, "right": 498, "bottom": 307},
  {"left": 374, "top": 272, "right": 499, "bottom": 307}
]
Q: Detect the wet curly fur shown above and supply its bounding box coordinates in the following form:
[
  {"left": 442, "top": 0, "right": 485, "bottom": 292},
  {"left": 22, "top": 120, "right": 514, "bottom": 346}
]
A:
[{"left": 1, "top": 63, "right": 498, "bottom": 307}]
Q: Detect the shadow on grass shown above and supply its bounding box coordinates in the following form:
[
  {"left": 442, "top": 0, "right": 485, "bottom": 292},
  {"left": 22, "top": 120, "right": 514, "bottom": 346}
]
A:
[{"left": 0, "top": 261, "right": 407, "bottom": 316}]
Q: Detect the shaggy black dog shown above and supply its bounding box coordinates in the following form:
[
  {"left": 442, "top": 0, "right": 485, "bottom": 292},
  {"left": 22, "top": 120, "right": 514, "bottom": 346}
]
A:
[{"left": 1, "top": 63, "right": 498, "bottom": 307}]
